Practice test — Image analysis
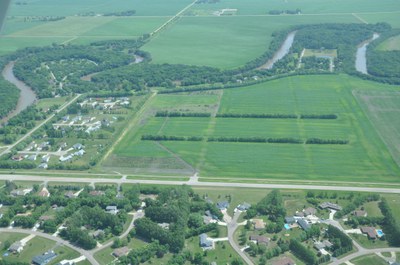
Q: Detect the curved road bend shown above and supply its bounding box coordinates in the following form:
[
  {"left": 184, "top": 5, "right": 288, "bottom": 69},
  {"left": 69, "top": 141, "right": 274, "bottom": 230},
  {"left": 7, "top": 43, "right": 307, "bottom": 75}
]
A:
[
  {"left": 90, "top": 211, "right": 144, "bottom": 255},
  {"left": 0, "top": 228, "right": 99, "bottom": 265},
  {"left": 227, "top": 211, "right": 254, "bottom": 265},
  {"left": 323, "top": 219, "right": 400, "bottom": 265},
  {"left": 0, "top": 174, "right": 400, "bottom": 194}
]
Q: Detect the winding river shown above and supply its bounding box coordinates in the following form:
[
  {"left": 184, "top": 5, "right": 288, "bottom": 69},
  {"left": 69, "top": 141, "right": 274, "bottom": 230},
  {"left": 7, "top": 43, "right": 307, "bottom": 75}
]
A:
[
  {"left": 355, "top": 33, "right": 380, "bottom": 75},
  {"left": 1, "top": 61, "right": 37, "bottom": 125},
  {"left": 260, "top": 31, "right": 297, "bottom": 70}
]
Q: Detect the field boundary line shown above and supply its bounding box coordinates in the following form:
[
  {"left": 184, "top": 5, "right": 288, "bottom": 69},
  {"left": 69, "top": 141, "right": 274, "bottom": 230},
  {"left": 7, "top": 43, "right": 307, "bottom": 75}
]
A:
[
  {"left": 154, "top": 141, "right": 196, "bottom": 174},
  {"left": 352, "top": 13, "right": 368, "bottom": 24},
  {"left": 195, "top": 90, "right": 224, "bottom": 171},
  {"left": 352, "top": 90, "right": 400, "bottom": 168},
  {"left": 150, "top": 0, "right": 196, "bottom": 37},
  {"left": 99, "top": 92, "right": 157, "bottom": 165}
]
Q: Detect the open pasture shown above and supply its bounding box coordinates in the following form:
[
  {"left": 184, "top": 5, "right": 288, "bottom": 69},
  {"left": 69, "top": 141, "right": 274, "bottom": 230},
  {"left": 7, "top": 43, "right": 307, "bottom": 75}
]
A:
[
  {"left": 378, "top": 34, "right": 400, "bottom": 51},
  {"left": 105, "top": 75, "right": 400, "bottom": 182}
]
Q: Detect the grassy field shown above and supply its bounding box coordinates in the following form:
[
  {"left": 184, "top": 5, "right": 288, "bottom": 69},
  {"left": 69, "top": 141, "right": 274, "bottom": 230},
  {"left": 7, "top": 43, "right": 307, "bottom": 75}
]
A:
[
  {"left": 0, "top": 0, "right": 192, "bottom": 54},
  {"left": 143, "top": 15, "right": 358, "bottom": 69},
  {"left": 2, "top": 236, "right": 55, "bottom": 263},
  {"left": 353, "top": 89, "right": 400, "bottom": 168},
  {"left": 7, "top": 0, "right": 193, "bottom": 17},
  {"left": 378, "top": 34, "right": 400, "bottom": 51},
  {"left": 351, "top": 254, "right": 387, "bottom": 265},
  {"left": 189, "top": 0, "right": 400, "bottom": 15},
  {"left": 107, "top": 74, "right": 400, "bottom": 183}
]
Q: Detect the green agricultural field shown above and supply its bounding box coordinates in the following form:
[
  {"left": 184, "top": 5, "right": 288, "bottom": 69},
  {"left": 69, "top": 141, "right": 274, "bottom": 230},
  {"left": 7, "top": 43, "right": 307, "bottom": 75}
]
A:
[
  {"left": 7, "top": 0, "right": 193, "bottom": 17},
  {"left": 353, "top": 89, "right": 400, "bottom": 168},
  {"left": 378, "top": 34, "right": 400, "bottom": 51},
  {"left": 106, "top": 74, "right": 400, "bottom": 183},
  {"left": 189, "top": 0, "right": 400, "bottom": 15},
  {"left": 351, "top": 254, "right": 388, "bottom": 265},
  {"left": 143, "top": 15, "right": 358, "bottom": 69},
  {"left": 0, "top": 0, "right": 191, "bottom": 54}
]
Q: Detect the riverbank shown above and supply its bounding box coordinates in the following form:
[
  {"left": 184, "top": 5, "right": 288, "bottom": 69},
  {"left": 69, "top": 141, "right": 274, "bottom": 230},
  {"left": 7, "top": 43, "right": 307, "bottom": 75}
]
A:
[
  {"left": 1, "top": 61, "right": 37, "bottom": 125},
  {"left": 355, "top": 33, "right": 380, "bottom": 74},
  {"left": 259, "top": 31, "right": 296, "bottom": 70}
]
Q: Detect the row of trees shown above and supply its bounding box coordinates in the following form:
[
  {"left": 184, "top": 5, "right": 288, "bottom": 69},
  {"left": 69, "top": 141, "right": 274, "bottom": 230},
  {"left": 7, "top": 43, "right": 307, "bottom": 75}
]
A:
[
  {"left": 379, "top": 198, "right": 400, "bottom": 246},
  {"left": 141, "top": 135, "right": 349, "bottom": 145},
  {"left": 155, "top": 111, "right": 211, "bottom": 117}
]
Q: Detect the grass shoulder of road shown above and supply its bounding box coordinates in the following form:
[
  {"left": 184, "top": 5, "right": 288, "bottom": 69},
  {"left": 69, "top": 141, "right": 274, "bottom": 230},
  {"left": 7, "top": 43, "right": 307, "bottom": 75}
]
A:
[
  {"left": 127, "top": 175, "right": 189, "bottom": 181},
  {"left": 351, "top": 254, "right": 387, "bottom": 265},
  {"left": 197, "top": 177, "right": 400, "bottom": 189},
  {"left": 0, "top": 170, "right": 120, "bottom": 179}
]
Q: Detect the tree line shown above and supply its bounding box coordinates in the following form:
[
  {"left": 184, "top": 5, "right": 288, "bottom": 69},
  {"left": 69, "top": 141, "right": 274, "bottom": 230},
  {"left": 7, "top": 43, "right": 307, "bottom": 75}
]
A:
[
  {"left": 155, "top": 111, "right": 211, "bottom": 117},
  {"left": 379, "top": 198, "right": 400, "bottom": 246},
  {"left": 0, "top": 78, "right": 19, "bottom": 119},
  {"left": 141, "top": 134, "right": 349, "bottom": 145}
]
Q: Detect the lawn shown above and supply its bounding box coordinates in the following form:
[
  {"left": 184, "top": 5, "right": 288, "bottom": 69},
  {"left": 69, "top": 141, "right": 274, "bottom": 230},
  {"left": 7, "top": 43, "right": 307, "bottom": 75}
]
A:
[
  {"left": 2, "top": 236, "right": 56, "bottom": 263},
  {"left": 107, "top": 74, "right": 400, "bottom": 183},
  {"left": 382, "top": 194, "right": 400, "bottom": 221},
  {"left": 363, "top": 201, "right": 383, "bottom": 217},
  {"left": 350, "top": 234, "right": 389, "bottom": 249},
  {"left": 186, "top": 236, "right": 241, "bottom": 264},
  {"left": 94, "top": 236, "right": 148, "bottom": 265},
  {"left": 0, "top": 232, "right": 26, "bottom": 249},
  {"left": 351, "top": 254, "right": 388, "bottom": 265}
]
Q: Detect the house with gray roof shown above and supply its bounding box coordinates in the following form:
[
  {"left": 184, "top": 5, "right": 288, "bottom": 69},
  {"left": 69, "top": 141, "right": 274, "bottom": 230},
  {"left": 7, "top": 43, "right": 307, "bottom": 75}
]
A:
[
  {"left": 297, "top": 219, "right": 311, "bottom": 231},
  {"left": 32, "top": 251, "right": 57, "bottom": 265},
  {"left": 199, "top": 233, "right": 213, "bottom": 249}
]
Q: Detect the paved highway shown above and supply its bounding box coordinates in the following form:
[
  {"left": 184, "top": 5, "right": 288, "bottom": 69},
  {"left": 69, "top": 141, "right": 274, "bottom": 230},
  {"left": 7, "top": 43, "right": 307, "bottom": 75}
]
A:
[{"left": 1, "top": 174, "right": 400, "bottom": 194}]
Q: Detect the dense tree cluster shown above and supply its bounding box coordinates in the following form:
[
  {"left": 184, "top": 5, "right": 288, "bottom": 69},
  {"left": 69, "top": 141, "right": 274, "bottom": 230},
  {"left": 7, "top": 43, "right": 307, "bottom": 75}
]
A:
[
  {"left": 289, "top": 239, "right": 318, "bottom": 264},
  {"left": 134, "top": 185, "right": 220, "bottom": 258},
  {"left": 0, "top": 79, "right": 19, "bottom": 119},
  {"left": 325, "top": 225, "right": 353, "bottom": 257},
  {"left": 92, "top": 63, "right": 230, "bottom": 91},
  {"left": 12, "top": 45, "right": 132, "bottom": 97},
  {"left": 379, "top": 198, "right": 400, "bottom": 246},
  {"left": 366, "top": 29, "right": 400, "bottom": 84},
  {"left": 292, "top": 23, "right": 392, "bottom": 74}
]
